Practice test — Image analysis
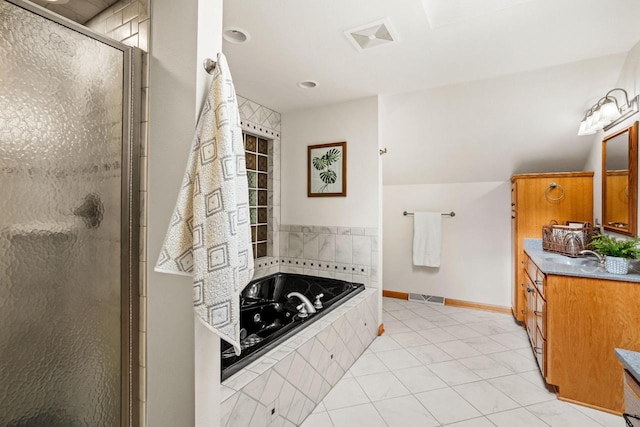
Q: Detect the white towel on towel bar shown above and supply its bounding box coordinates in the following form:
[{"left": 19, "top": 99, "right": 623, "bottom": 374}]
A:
[
  {"left": 413, "top": 212, "right": 442, "bottom": 267},
  {"left": 155, "top": 53, "right": 254, "bottom": 355}
]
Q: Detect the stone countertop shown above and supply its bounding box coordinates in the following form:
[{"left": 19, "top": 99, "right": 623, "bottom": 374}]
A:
[
  {"left": 616, "top": 348, "right": 640, "bottom": 383},
  {"left": 524, "top": 239, "right": 640, "bottom": 283}
]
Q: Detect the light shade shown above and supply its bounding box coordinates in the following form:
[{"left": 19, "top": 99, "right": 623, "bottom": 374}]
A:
[
  {"left": 577, "top": 119, "right": 595, "bottom": 136},
  {"left": 599, "top": 99, "right": 619, "bottom": 124},
  {"left": 590, "top": 109, "right": 604, "bottom": 130}
]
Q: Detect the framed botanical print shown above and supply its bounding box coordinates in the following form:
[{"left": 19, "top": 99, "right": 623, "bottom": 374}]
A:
[{"left": 307, "top": 141, "right": 347, "bottom": 197}]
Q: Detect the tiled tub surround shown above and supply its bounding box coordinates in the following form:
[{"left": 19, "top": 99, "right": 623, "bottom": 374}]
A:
[
  {"left": 221, "top": 274, "right": 365, "bottom": 380},
  {"left": 221, "top": 288, "right": 378, "bottom": 426},
  {"left": 279, "top": 225, "right": 379, "bottom": 288},
  {"left": 253, "top": 257, "right": 281, "bottom": 279}
]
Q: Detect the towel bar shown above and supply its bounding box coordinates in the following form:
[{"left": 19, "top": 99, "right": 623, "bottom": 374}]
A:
[{"left": 403, "top": 211, "right": 455, "bottom": 217}]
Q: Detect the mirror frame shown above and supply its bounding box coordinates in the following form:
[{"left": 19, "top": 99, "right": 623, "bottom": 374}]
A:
[{"left": 602, "top": 121, "right": 638, "bottom": 236}]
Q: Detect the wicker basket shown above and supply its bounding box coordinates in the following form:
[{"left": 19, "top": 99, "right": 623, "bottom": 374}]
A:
[{"left": 542, "top": 221, "right": 598, "bottom": 257}]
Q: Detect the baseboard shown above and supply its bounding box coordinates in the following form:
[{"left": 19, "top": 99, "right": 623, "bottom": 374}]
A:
[
  {"left": 378, "top": 323, "right": 385, "bottom": 336},
  {"left": 382, "top": 290, "right": 409, "bottom": 300},
  {"left": 556, "top": 396, "right": 622, "bottom": 416},
  {"left": 445, "top": 298, "right": 511, "bottom": 314},
  {"left": 383, "top": 289, "right": 510, "bottom": 314}
]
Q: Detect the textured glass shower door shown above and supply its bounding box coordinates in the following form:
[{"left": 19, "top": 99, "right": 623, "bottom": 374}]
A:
[{"left": 0, "top": 1, "right": 140, "bottom": 426}]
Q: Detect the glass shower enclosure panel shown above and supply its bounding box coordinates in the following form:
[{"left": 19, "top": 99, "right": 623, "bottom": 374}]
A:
[{"left": 0, "top": 1, "right": 139, "bottom": 425}]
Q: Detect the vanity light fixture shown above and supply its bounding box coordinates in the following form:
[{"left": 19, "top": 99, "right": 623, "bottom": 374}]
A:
[{"left": 578, "top": 88, "right": 639, "bottom": 136}]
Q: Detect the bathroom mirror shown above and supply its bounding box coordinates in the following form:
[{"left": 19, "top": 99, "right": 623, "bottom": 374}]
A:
[{"left": 602, "top": 121, "right": 638, "bottom": 236}]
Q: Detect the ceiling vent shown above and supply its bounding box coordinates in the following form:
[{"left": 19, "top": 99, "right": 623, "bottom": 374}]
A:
[{"left": 344, "top": 19, "right": 399, "bottom": 52}]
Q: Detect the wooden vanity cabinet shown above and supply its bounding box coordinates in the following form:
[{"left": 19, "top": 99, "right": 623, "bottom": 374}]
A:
[
  {"left": 523, "top": 252, "right": 640, "bottom": 414},
  {"left": 511, "top": 172, "right": 593, "bottom": 323},
  {"left": 624, "top": 371, "right": 640, "bottom": 426}
]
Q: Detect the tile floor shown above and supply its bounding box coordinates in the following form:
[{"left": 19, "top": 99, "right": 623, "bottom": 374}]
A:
[{"left": 300, "top": 297, "right": 624, "bottom": 427}]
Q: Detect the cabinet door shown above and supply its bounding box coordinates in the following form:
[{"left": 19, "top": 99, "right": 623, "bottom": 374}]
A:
[
  {"left": 535, "top": 326, "right": 547, "bottom": 377},
  {"left": 524, "top": 273, "right": 537, "bottom": 348},
  {"left": 512, "top": 182, "right": 522, "bottom": 321},
  {"left": 535, "top": 270, "right": 546, "bottom": 298},
  {"left": 536, "top": 290, "right": 546, "bottom": 338},
  {"left": 516, "top": 176, "right": 593, "bottom": 239}
]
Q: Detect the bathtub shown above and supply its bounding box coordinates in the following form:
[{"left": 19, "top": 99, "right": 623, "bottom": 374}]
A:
[{"left": 221, "top": 273, "right": 364, "bottom": 380}]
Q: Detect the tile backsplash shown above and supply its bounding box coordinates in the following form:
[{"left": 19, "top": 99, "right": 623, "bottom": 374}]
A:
[
  {"left": 85, "top": 0, "right": 149, "bottom": 51},
  {"left": 278, "top": 225, "right": 379, "bottom": 287}
]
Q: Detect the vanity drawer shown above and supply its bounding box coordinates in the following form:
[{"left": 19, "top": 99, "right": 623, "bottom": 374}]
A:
[
  {"left": 623, "top": 366, "right": 640, "bottom": 425},
  {"left": 523, "top": 273, "right": 536, "bottom": 343},
  {"left": 535, "top": 291, "right": 546, "bottom": 338},
  {"left": 626, "top": 369, "right": 640, "bottom": 400},
  {"left": 534, "top": 326, "right": 546, "bottom": 377},
  {"left": 533, "top": 271, "right": 545, "bottom": 298},
  {"left": 525, "top": 257, "right": 538, "bottom": 285},
  {"left": 624, "top": 381, "right": 640, "bottom": 426},
  {"left": 525, "top": 258, "right": 546, "bottom": 297}
]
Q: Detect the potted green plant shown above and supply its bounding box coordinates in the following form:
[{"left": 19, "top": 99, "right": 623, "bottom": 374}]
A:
[{"left": 590, "top": 234, "right": 640, "bottom": 274}]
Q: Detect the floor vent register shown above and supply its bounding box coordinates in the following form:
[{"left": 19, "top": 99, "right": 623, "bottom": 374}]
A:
[{"left": 408, "top": 293, "right": 445, "bottom": 305}]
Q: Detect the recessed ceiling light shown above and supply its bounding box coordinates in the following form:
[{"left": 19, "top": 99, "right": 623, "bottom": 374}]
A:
[
  {"left": 46, "top": 0, "right": 69, "bottom": 3},
  {"left": 297, "top": 80, "right": 319, "bottom": 89},
  {"left": 223, "top": 27, "right": 250, "bottom": 44}
]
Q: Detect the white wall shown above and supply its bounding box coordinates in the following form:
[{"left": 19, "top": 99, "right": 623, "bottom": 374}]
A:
[
  {"left": 383, "top": 182, "right": 511, "bottom": 307},
  {"left": 381, "top": 54, "right": 624, "bottom": 187},
  {"left": 584, "top": 40, "right": 640, "bottom": 232},
  {"left": 379, "top": 55, "right": 630, "bottom": 307},
  {"left": 148, "top": 0, "right": 222, "bottom": 425},
  {"left": 280, "top": 96, "right": 383, "bottom": 325},
  {"left": 280, "top": 97, "right": 379, "bottom": 228}
]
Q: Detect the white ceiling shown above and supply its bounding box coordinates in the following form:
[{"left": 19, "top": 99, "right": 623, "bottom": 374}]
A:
[
  {"left": 223, "top": 0, "right": 640, "bottom": 113},
  {"left": 27, "top": 0, "right": 118, "bottom": 24}
]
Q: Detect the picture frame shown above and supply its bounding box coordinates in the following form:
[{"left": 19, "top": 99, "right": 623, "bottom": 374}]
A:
[{"left": 307, "top": 141, "right": 347, "bottom": 197}]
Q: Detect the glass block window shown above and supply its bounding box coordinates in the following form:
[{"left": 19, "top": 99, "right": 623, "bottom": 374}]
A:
[{"left": 244, "top": 133, "right": 269, "bottom": 259}]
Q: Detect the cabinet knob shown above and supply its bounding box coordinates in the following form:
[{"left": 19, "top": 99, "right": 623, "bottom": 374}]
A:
[
  {"left": 534, "top": 347, "right": 543, "bottom": 355},
  {"left": 527, "top": 287, "right": 534, "bottom": 293},
  {"left": 535, "top": 280, "right": 543, "bottom": 285},
  {"left": 534, "top": 310, "right": 542, "bottom": 316},
  {"left": 521, "top": 260, "right": 527, "bottom": 265},
  {"left": 512, "top": 215, "right": 516, "bottom": 219}
]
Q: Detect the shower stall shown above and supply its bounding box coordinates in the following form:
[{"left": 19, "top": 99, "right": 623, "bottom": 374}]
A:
[{"left": 0, "top": 0, "right": 141, "bottom": 425}]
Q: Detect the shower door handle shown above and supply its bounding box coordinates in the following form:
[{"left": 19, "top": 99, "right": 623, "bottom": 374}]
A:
[{"left": 74, "top": 193, "right": 104, "bottom": 229}]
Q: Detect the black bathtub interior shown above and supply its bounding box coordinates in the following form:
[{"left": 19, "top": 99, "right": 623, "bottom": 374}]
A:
[{"left": 220, "top": 273, "right": 364, "bottom": 381}]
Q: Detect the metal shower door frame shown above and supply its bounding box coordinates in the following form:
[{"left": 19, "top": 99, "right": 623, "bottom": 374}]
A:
[{"left": 4, "top": 1, "right": 142, "bottom": 425}]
